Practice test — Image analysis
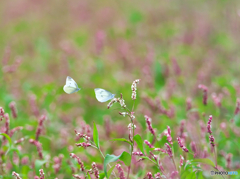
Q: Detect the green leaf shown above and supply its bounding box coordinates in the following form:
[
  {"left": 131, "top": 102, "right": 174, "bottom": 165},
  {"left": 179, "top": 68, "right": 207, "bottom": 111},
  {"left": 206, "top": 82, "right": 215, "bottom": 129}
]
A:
[
  {"left": 134, "top": 134, "right": 144, "bottom": 155},
  {"left": 197, "top": 171, "right": 204, "bottom": 179},
  {"left": 93, "top": 122, "right": 99, "bottom": 148},
  {"left": 0, "top": 133, "right": 12, "bottom": 155},
  {"left": 107, "top": 165, "right": 116, "bottom": 178},
  {"left": 191, "top": 158, "right": 215, "bottom": 168},
  {"left": 111, "top": 138, "right": 131, "bottom": 145},
  {"left": 104, "top": 151, "right": 131, "bottom": 178},
  {"left": 35, "top": 160, "right": 47, "bottom": 174},
  {"left": 99, "top": 173, "right": 105, "bottom": 179},
  {"left": 87, "top": 172, "right": 91, "bottom": 179}
]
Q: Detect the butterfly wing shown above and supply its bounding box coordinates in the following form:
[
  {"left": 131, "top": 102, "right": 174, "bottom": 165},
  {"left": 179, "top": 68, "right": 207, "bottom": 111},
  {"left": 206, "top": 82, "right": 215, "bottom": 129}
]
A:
[
  {"left": 63, "top": 76, "right": 80, "bottom": 94},
  {"left": 94, "top": 88, "right": 115, "bottom": 102}
]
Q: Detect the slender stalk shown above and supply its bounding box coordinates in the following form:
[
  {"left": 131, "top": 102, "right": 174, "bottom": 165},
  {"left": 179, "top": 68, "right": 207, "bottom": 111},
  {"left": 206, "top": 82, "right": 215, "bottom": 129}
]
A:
[
  {"left": 127, "top": 117, "right": 135, "bottom": 179},
  {"left": 213, "top": 147, "right": 218, "bottom": 169}
]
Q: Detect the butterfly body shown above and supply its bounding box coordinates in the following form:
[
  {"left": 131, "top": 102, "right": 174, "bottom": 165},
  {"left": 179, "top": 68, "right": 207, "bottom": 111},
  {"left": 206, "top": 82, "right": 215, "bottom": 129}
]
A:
[
  {"left": 63, "top": 76, "right": 80, "bottom": 94},
  {"left": 94, "top": 88, "right": 115, "bottom": 102}
]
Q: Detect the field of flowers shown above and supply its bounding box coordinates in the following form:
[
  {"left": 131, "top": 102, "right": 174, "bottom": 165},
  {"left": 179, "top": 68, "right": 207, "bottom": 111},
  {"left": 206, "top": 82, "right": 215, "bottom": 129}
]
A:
[{"left": 1, "top": 0, "right": 240, "bottom": 178}]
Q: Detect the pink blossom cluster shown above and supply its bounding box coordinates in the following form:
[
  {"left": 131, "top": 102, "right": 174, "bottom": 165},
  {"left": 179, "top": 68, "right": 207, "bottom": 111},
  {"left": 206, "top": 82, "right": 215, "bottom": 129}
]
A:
[
  {"left": 180, "top": 155, "right": 184, "bottom": 167},
  {"left": 70, "top": 153, "right": 85, "bottom": 171},
  {"left": 198, "top": 84, "right": 208, "bottom": 105},
  {"left": 154, "top": 148, "right": 166, "bottom": 153},
  {"left": 29, "top": 139, "right": 43, "bottom": 159},
  {"left": 165, "top": 143, "right": 173, "bottom": 157},
  {"left": 190, "top": 141, "right": 197, "bottom": 157},
  {"left": 76, "top": 142, "right": 91, "bottom": 148},
  {"left": 9, "top": 101, "right": 17, "bottom": 119},
  {"left": 116, "top": 164, "right": 126, "bottom": 179},
  {"left": 211, "top": 93, "right": 222, "bottom": 107},
  {"left": 36, "top": 115, "right": 47, "bottom": 141},
  {"left": 4, "top": 113, "right": 10, "bottom": 135},
  {"left": 146, "top": 172, "right": 154, "bottom": 179},
  {"left": 9, "top": 126, "right": 23, "bottom": 137},
  {"left": 150, "top": 151, "right": 157, "bottom": 162},
  {"left": 234, "top": 98, "right": 240, "bottom": 115},
  {"left": 165, "top": 126, "right": 173, "bottom": 145},
  {"left": 177, "top": 137, "right": 189, "bottom": 152},
  {"left": 0, "top": 107, "right": 4, "bottom": 121},
  {"left": 131, "top": 79, "right": 140, "bottom": 100},
  {"left": 74, "top": 130, "right": 90, "bottom": 142},
  {"left": 72, "top": 174, "right": 84, "bottom": 179},
  {"left": 155, "top": 172, "right": 161, "bottom": 179},
  {"left": 53, "top": 154, "right": 64, "bottom": 174},
  {"left": 207, "top": 115, "right": 213, "bottom": 134},
  {"left": 144, "top": 140, "right": 154, "bottom": 148},
  {"left": 209, "top": 135, "right": 215, "bottom": 147},
  {"left": 172, "top": 57, "right": 181, "bottom": 75},
  {"left": 107, "top": 95, "right": 126, "bottom": 109},
  {"left": 91, "top": 162, "right": 99, "bottom": 179},
  {"left": 12, "top": 171, "right": 22, "bottom": 179},
  {"left": 3, "top": 56, "right": 22, "bottom": 73},
  {"left": 132, "top": 151, "right": 143, "bottom": 156},
  {"left": 145, "top": 115, "right": 155, "bottom": 135}
]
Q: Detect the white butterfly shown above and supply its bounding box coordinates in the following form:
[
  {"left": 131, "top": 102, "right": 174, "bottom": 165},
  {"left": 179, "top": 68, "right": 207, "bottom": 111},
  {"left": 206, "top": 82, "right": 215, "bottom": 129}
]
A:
[
  {"left": 94, "top": 88, "right": 115, "bottom": 102},
  {"left": 63, "top": 76, "right": 81, "bottom": 94}
]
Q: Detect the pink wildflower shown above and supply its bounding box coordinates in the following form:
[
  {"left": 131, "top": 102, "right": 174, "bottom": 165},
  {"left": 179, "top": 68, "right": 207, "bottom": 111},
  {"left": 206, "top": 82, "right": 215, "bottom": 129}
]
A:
[
  {"left": 144, "top": 140, "right": 154, "bottom": 148},
  {"left": 198, "top": 84, "right": 208, "bottom": 105},
  {"left": 177, "top": 137, "right": 189, "bottom": 152},
  {"left": 70, "top": 153, "right": 84, "bottom": 171},
  {"left": 29, "top": 139, "right": 43, "bottom": 159},
  {"left": 132, "top": 151, "right": 143, "bottom": 156},
  {"left": 116, "top": 164, "right": 126, "bottom": 179},
  {"left": 9, "top": 101, "right": 17, "bottom": 119},
  {"left": 131, "top": 79, "right": 140, "bottom": 100},
  {"left": 36, "top": 115, "right": 47, "bottom": 141},
  {"left": 145, "top": 115, "right": 155, "bottom": 135},
  {"left": 165, "top": 143, "right": 173, "bottom": 157}
]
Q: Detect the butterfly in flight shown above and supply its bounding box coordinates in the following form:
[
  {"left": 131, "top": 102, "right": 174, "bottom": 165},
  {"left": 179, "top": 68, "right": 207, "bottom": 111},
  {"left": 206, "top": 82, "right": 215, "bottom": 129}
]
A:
[{"left": 63, "top": 76, "right": 81, "bottom": 94}]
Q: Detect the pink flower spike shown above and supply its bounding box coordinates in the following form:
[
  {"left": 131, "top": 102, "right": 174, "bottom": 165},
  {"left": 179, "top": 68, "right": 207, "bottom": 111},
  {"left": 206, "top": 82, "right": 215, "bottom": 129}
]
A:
[
  {"left": 70, "top": 153, "right": 84, "bottom": 171},
  {"left": 116, "top": 164, "right": 126, "bottom": 179},
  {"left": 180, "top": 155, "right": 184, "bottom": 167},
  {"left": 154, "top": 148, "right": 166, "bottom": 153},
  {"left": 29, "top": 139, "right": 43, "bottom": 159},
  {"left": 198, "top": 84, "right": 208, "bottom": 105},
  {"left": 36, "top": 115, "right": 47, "bottom": 141},
  {"left": 155, "top": 173, "right": 161, "bottom": 179},
  {"left": 234, "top": 98, "right": 240, "bottom": 115},
  {"left": 177, "top": 137, "right": 189, "bottom": 152},
  {"left": 39, "top": 169, "right": 44, "bottom": 179},
  {"left": 146, "top": 172, "right": 154, "bottom": 179},
  {"left": 132, "top": 151, "right": 144, "bottom": 156},
  {"left": 131, "top": 79, "right": 140, "bottom": 100},
  {"left": 144, "top": 140, "right": 154, "bottom": 148},
  {"left": 207, "top": 115, "right": 213, "bottom": 135},
  {"left": 76, "top": 142, "right": 91, "bottom": 148},
  {"left": 165, "top": 143, "right": 173, "bottom": 157},
  {"left": 145, "top": 115, "right": 155, "bottom": 135},
  {"left": 0, "top": 107, "right": 4, "bottom": 121},
  {"left": 12, "top": 172, "right": 22, "bottom": 179},
  {"left": 9, "top": 101, "right": 17, "bottom": 119}
]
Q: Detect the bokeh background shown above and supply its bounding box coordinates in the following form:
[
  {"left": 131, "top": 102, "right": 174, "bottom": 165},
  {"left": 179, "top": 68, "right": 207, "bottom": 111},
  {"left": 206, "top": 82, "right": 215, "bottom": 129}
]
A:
[{"left": 1, "top": 0, "right": 240, "bottom": 178}]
